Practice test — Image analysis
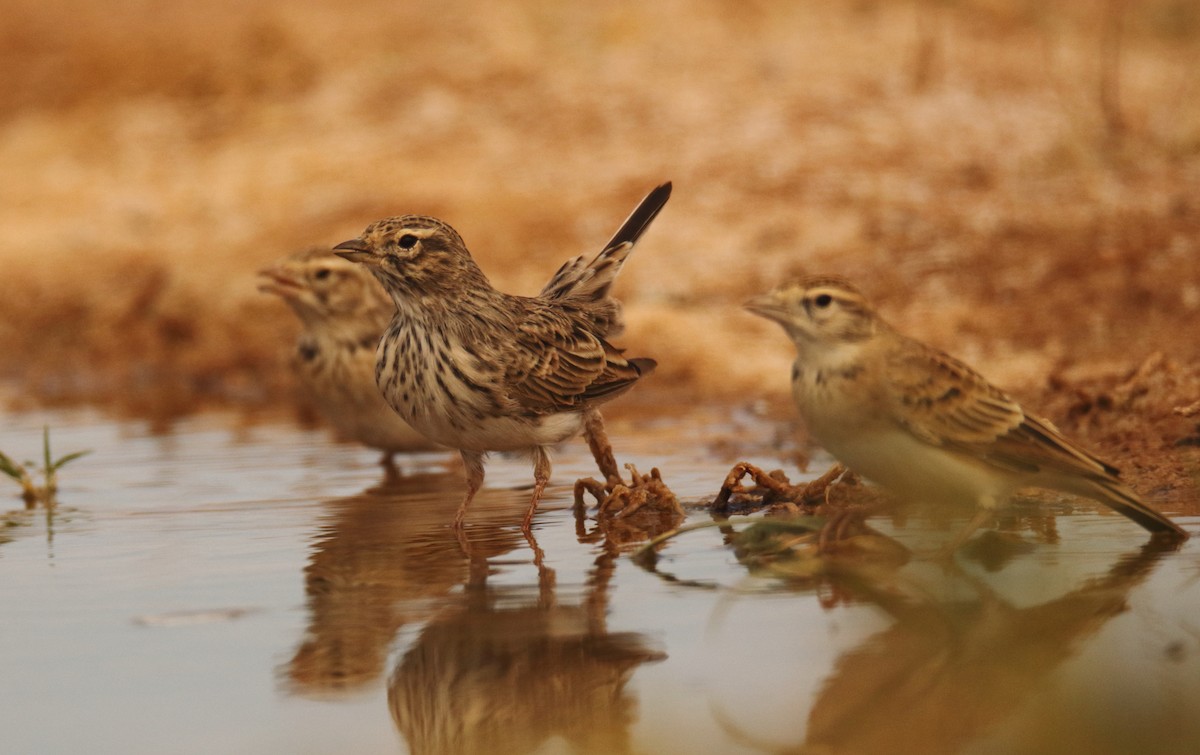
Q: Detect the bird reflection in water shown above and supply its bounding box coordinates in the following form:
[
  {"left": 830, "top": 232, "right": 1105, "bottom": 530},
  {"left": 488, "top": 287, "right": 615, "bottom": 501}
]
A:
[
  {"left": 709, "top": 534, "right": 1182, "bottom": 754},
  {"left": 284, "top": 472, "right": 526, "bottom": 693},
  {"left": 388, "top": 498, "right": 675, "bottom": 754},
  {"left": 284, "top": 467, "right": 670, "bottom": 753}
]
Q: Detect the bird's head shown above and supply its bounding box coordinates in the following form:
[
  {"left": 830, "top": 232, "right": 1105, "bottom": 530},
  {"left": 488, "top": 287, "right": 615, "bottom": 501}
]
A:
[
  {"left": 259, "top": 248, "right": 391, "bottom": 330},
  {"left": 744, "top": 276, "right": 878, "bottom": 350},
  {"left": 333, "top": 216, "right": 486, "bottom": 299}
]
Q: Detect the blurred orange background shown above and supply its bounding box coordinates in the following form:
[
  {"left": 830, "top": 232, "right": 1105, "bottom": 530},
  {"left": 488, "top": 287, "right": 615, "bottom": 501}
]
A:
[{"left": 2, "top": 0, "right": 1198, "bottom": 446}]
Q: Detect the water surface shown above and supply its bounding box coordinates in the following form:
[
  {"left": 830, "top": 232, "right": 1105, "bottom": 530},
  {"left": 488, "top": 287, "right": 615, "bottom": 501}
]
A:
[{"left": 2, "top": 408, "right": 1198, "bottom": 754}]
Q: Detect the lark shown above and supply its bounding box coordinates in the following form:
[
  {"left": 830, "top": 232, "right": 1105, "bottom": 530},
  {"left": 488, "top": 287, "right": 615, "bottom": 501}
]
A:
[
  {"left": 334, "top": 182, "right": 671, "bottom": 530},
  {"left": 746, "top": 275, "right": 1187, "bottom": 547},
  {"left": 259, "top": 249, "right": 438, "bottom": 469}
]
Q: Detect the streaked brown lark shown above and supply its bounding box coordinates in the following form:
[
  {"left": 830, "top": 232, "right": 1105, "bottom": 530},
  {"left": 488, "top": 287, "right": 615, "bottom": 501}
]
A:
[
  {"left": 259, "top": 248, "right": 438, "bottom": 468},
  {"left": 746, "top": 275, "right": 1188, "bottom": 547},
  {"left": 335, "top": 183, "right": 671, "bottom": 531}
]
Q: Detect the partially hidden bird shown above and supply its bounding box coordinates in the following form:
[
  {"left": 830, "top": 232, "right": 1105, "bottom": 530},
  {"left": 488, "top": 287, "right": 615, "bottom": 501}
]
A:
[{"left": 258, "top": 248, "right": 439, "bottom": 471}]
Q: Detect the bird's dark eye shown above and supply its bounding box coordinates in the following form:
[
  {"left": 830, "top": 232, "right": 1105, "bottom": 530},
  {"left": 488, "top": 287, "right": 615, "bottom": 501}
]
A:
[
  {"left": 314, "top": 268, "right": 332, "bottom": 280},
  {"left": 398, "top": 234, "right": 418, "bottom": 250},
  {"left": 814, "top": 293, "right": 833, "bottom": 308}
]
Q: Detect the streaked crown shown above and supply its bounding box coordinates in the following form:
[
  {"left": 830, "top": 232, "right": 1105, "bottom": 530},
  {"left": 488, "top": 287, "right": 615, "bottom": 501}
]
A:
[
  {"left": 335, "top": 215, "right": 490, "bottom": 298},
  {"left": 358, "top": 216, "right": 467, "bottom": 261},
  {"left": 745, "top": 275, "right": 878, "bottom": 344}
]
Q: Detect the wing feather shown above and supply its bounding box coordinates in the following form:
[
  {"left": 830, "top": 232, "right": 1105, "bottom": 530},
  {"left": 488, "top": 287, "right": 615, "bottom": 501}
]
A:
[
  {"left": 885, "top": 337, "right": 1119, "bottom": 480},
  {"left": 504, "top": 303, "right": 651, "bottom": 414}
]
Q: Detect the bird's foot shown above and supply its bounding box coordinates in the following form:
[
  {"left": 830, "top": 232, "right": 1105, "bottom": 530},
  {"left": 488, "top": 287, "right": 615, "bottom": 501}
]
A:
[
  {"left": 714, "top": 462, "right": 853, "bottom": 513},
  {"left": 714, "top": 462, "right": 893, "bottom": 553},
  {"left": 573, "top": 464, "right": 683, "bottom": 547},
  {"left": 575, "top": 464, "right": 682, "bottom": 519}
]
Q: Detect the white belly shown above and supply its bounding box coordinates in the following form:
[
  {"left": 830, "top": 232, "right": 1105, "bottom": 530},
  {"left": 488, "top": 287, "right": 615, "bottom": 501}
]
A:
[
  {"left": 794, "top": 362, "right": 1012, "bottom": 510},
  {"left": 411, "top": 406, "right": 584, "bottom": 453},
  {"left": 819, "top": 426, "right": 1012, "bottom": 509}
]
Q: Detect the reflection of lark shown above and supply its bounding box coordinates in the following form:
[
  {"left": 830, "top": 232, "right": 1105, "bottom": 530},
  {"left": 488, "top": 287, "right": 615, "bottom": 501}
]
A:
[
  {"left": 807, "top": 543, "right": 1176, "bottom": 753},
  {"left": 283, "top": 476, "right": 524, "bottom": 695},
  {"left": 715, "top": 540, "right": 1179, "bottom": 753},
  {"left": 389, "top": 534, "right": 664, "bottom": 754},
  {"left": 389, "top": 601, "right": 662, "bottom": 754}
]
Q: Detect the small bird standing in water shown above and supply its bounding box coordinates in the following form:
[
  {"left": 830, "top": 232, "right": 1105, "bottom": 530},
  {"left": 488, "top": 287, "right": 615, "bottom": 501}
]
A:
[
  {"left": 334, "top": 183, "right": 671, "bottom": 531},
  {"left": 259, "top": 249, "right": 438, "bottom": 471},
  {"left": 745, "top": 275, "right": 1187, "bottom": 547}
]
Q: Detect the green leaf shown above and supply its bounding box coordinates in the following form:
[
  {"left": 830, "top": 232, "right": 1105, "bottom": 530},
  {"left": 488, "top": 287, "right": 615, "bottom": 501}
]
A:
[
  {"left": 43, "top": 426, "right": 52, "bottom": 473},
  {"left": 51, "top": 450, "right": 92, "bottom": 471},
  {"left": 0, "top": 450, "right": 23, "bottom": 480}
]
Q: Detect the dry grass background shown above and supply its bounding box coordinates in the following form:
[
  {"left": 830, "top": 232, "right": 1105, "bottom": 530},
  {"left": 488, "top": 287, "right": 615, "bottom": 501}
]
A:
[{"left": 2, "top": 0, "right": 1199, "bottom": 490}]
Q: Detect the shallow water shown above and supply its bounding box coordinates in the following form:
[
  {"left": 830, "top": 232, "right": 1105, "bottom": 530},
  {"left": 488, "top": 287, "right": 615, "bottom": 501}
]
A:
[{"left": 2, "top": 408, "right": 1199, "bottom": 755}]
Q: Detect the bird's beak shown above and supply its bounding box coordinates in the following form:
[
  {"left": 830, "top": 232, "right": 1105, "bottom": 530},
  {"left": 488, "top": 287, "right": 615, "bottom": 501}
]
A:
[
  {"left": 256, "top": 265, "right": 302, "bottom": 298},
  {"left": 333, "top": 238, "right": 376, "bottom": 264},
  {"left": 743, "top": 292, "right": 789, "bottom": 324}
]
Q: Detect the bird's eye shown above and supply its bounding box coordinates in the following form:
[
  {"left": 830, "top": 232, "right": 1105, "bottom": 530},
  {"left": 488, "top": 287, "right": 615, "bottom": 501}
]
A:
[
  {"left": 398, "top": 234, "right": 418, "bottom": 250},
  {"left": 814, "top": 293, "right": 833, "bottom": 308},
  {"left": 314, "top": 268, "right": 332, "bottom": 280}
]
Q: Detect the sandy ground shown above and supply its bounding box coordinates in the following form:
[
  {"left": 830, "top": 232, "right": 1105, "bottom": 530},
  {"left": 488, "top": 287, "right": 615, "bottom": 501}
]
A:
[{"left": 2, "top": 0, "right": 1198, "bottom": 495}]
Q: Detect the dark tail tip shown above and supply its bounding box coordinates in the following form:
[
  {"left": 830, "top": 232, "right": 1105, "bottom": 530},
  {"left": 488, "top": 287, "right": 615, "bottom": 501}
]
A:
[
  {"left": 1098, "top": 481, "right": 1189, "bottom": 540},
  {"left": 605, "top": 182, "right": 673, "bottom": 249}
]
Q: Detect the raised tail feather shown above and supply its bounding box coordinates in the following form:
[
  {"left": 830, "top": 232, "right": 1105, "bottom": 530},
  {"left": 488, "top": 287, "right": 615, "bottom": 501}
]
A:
[
  {"left": 603, "top": 181, "right": 674, "bottom": 251},
  {"left": 1083, "top": 477, "right": 1188, "bottom": 539},
  {"left": 540, "top": 182, "right": 672, "bottom": 304}
]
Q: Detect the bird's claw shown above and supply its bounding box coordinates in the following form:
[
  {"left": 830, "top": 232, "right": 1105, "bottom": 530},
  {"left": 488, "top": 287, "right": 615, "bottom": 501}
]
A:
[{"left": 574, "top": 463, "right": 682, "bottom": 519}]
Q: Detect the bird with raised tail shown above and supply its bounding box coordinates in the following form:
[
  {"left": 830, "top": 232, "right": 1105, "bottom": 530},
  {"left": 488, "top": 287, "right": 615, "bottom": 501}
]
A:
[{"left": 335, "top": 183, "right": 672, "bottom": 532}]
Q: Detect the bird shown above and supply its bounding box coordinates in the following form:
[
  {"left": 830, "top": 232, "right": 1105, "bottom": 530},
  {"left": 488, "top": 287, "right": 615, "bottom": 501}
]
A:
[
  {"left": 745, "top": 275, "right": 1187, "bottom": 547},
  {"left": 333, "top": 182, "right": 671, "bottom": 531},
  {"left": 258, "top": 248, "right": 439, "bottom": 473}
]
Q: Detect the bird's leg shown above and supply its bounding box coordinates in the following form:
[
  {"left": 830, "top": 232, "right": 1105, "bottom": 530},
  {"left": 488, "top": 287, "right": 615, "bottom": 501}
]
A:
[
  {"left": 578, "top": 406, "right": 679, "bottom": 520},
  {"left": 380, "top": 452, "right": 401, "bottom": 486},
  {"left": 582, "top": 406, "right": 622, "bottom": 488},
  {"left": 573, "top": 477, "right": 609, "bottom": 519},
  {"left": 523, "top": 446, "right": 552, "bottom": 532},
  {"left": 816, "top": 502, "right": 878, "bottom": 552},
  {"left": 454, "top": 450, "right": 485, "bottom": 530},
  {"left": 940, "top": 504, "right": 995, "bottom": 557},
  {"left": 521, "top": 528, "right": 557, "bottom": 607}
]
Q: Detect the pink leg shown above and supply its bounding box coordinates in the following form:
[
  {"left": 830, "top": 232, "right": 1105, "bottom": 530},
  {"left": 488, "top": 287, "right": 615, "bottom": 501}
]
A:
[
  {"left": 380, "top": 452, "right": 401, "bottom": 486},
  {"left": 582, "top": 406, "right": 621, "bottom": 486},
  {"left": 454, "top": 450, "right": 485, "bottom": 530},
  {"left": 941, "top": 506, "right": 995, "bottom": 556},
  {"left": 523, "top": 446, "right": 552, "bottom": 532}
]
